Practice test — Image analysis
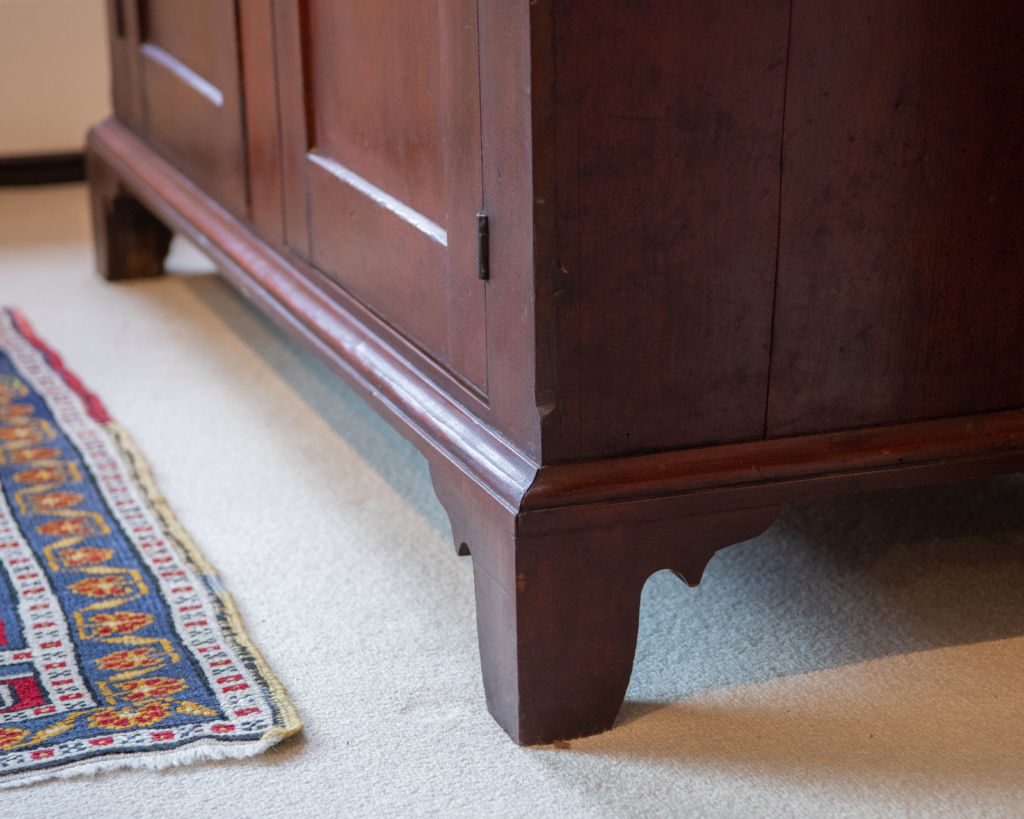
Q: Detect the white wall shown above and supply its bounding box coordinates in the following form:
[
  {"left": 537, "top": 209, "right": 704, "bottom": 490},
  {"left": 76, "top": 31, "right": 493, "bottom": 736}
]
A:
[{"left": 0, "top": 0, "right": 111, "bottom": 156}]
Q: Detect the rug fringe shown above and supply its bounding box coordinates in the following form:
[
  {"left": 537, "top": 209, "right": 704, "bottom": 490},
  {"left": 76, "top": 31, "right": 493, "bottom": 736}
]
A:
[
  {"left": 106, "top": 421, "right": 305, "bottom": 743},
  {"left": 0, "top": 734, "right": 286, "bottom": 790}
]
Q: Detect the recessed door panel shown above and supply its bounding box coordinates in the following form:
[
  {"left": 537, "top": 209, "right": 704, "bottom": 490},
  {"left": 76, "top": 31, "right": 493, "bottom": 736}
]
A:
[
  {"left": 306, "top": 154, "right": 448, "bottom": 355},
  {"left": 137, "top": 0, "right": 247, "bottom": 216},
  {"left": 280, "top": 0, "right": 487, "bottom": 392},
  {"left": 308, "top": 0, "right": 447, "bottom": 229}
]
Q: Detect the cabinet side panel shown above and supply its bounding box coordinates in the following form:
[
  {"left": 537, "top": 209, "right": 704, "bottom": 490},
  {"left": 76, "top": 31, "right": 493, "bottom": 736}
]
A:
[
  {"left": 574, "top": 0, "right": 790, "bottom": 458},
  {"left": 768, "top": 0, "right": 1024, "bottom": 437}
]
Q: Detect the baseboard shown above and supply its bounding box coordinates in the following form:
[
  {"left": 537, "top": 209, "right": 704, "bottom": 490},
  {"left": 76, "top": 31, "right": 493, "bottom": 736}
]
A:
[{"left": 0, "top": 152, "right": 86, "bottom": 186}]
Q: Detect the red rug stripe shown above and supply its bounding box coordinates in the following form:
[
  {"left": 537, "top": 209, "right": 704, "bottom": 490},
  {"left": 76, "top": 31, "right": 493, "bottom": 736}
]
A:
[{"left": 5, "top": 308, "right": 112, "bottom": 424}]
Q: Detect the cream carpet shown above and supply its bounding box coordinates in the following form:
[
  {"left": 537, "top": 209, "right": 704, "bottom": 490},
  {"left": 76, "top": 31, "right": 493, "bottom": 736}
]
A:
[{"left": 2, "top": 184, "right": 1023, "bottom": 818}]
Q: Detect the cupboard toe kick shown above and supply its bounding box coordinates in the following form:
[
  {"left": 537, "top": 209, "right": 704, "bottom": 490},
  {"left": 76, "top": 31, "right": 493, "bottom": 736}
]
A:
[{"left": 91, "top": 0, "right": 1024, "bottom": 743}]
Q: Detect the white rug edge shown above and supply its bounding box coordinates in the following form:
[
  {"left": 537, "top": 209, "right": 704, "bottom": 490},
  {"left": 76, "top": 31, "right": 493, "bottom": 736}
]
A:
[{"left": 0, "top": 733, "right": 285, "bottom": 790}]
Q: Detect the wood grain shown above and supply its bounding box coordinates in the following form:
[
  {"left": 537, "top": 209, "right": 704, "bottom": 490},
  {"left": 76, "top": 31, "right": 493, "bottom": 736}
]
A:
[
  {"left": 86, "top": 120, "right": 534, "bottom": 506},
  {"left": 105, "top": 0, "right": 144, "bottom": 131},
  {"left": 238, "top": 0, "right": 284, "bottom": 241},
  {"left": 87, "top": 144, "right": 172, "bottom": 281},
  {"left": 269, "top": 0, "right": 311, "bottom": 257},
  {"left": 473, "top": 0, "right": 544, "bottom": 459},
  {"left": 433, "top": 462, "right": 780, "bottom": 745},
  {"left": 568, "top": 0, "right": 791, "bottom": 459},
  {"left": 274, "top": 0, "right": 489, "bottom": 392},
  {"left": 768, "top": 0, "right": 1024, "bottom": 436},
  {"left": 137, "top": 0, "right": 249, "bottom": 217},
  {"left": 91, "top": 0, "right": 1024, "bottom": 746}
]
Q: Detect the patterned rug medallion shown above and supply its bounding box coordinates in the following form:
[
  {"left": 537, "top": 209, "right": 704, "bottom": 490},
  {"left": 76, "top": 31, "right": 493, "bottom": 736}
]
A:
[{"left": 0, "top": 308, "right": 301, "bottom": 787}]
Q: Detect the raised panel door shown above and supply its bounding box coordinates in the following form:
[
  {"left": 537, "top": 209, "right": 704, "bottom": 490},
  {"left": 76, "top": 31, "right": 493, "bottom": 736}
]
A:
[
  {"left": 135, "top": 0, "right": 248, "bottom": 216},
  {"left": 276, "top": 0, "right": 487, "bottom": 393}
]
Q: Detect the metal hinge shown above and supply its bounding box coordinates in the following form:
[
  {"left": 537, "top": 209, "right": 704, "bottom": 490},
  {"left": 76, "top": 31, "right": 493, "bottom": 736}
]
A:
[{"left": 477, "top": 212, "right": 490, "bottom": 280}]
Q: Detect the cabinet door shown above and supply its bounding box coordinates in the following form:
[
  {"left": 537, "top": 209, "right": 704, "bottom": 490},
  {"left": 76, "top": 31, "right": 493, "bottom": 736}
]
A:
[
  {"left": 767, "top": 0, "right": 1024, "bottom": 437},
  {"left": 133, "top": 0, "right": 248, "bottom": 217},
  {"left": 275, "top": 0, "right": 487, "bottom": 392}
]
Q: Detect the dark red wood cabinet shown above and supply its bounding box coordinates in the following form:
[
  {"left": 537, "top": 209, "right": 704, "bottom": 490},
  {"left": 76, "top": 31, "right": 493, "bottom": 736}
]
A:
[{"left": 88, "top": 0, "right": 1024, "bottom": 745}]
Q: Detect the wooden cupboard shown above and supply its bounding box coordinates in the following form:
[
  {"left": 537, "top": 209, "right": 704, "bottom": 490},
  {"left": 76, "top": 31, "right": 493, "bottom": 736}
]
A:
[{"left": 89, "top": 0, "right": 1024, "bottom": 745}]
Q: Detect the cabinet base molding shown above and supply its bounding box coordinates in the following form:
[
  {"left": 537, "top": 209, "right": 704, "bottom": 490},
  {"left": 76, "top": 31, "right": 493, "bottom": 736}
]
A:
[{"left": 88, "top": 117, "right": 1024, "bottom": 745}]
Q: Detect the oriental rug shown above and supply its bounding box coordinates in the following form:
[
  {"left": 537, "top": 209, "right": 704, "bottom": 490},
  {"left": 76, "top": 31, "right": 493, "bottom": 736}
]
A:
[{"left": 0, "top": 308, "right": 301, "bottom": 788}]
